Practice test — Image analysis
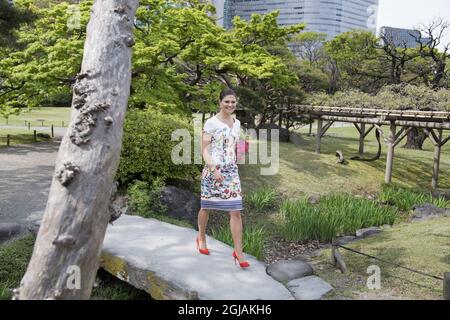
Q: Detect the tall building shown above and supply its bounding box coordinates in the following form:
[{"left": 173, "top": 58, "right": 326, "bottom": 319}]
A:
[
  {"left": 379, "top": 26, "right": 431, "bottom": 49},
  {"left": 223, "top": 0, "right": 379, "bottom": 39},
  {"left": 210, "top": 0, "right": 226, "bottom": 27}
]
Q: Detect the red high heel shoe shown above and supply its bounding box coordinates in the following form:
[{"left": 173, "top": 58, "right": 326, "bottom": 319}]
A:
[
  {"left": 232, "top": 251, "right": 250, "bottom": 268},
  {"left": 196, "top": 237, "right": 210, "bottom": 255}
]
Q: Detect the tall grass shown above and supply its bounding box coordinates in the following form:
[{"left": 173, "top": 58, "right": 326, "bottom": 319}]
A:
[
  {"left": 246, "top": 187, "right": 277, "bottom": 211},
  {"left": 378, "top": 183, "right": 450, "bottom": 212},
  {"left": 279, "top": 194, "right": 398, "bottom": 242},
  {"left": 211, "top": 225, "right": 266, "bottom": 260}
]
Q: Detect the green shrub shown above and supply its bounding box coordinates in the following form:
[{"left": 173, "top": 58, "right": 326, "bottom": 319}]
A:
[
  {"left": 127, "top": 178, "right": 166, "bottom": 218},
  {"left": 211, "top": 225, "right": 266, "bottom": 261},
  {"left": 279, "top": 193, "right": 398, "bottom": 242},
  {"left": 246, "top": 187, "right": 277, "bottom": 211},
  {"left": 116, "top": 109, "right": 200, "bottom": 186},
  {"left": 378, "top": 183, "right": 450, "bottom": 212},
  {"left": 127, "top": 179, "right": 192, "bottom": 227}
]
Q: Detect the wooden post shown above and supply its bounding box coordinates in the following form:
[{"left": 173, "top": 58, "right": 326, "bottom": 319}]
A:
[
  {"left": 385, "top": 122, "right": 396, "bottom": 184},
  {"left": 359, "top": 123, "right": 365, "bottom": 154},
  {"left": 308, "top": 122, "right": 312, "bottom": 136},
  {"left": 444, "top": 272, "right": 450, "bottom": 300},
  {"left": 316, "top": 118, "right": 323, "bottom": 154},
  {"left": 51, "top": 124, "right": 54, "bottom": 138},
  {"left": 7, "top": 134, "right": 10, "bottom": 146},
  {"left": 28, "top": 122, "right": 31, "bottom": 131},
  {"left": 33, "top": 130, "right": 37, "bottom": 142},
  {"left": 331, "top": 241, "right": 347, "bottom": 273},
  {"left": 432, "top": 129, "right": 442, "bottom": 189},
  {"left": 278, "top": 110, "right": 283, "bottom": 128}
]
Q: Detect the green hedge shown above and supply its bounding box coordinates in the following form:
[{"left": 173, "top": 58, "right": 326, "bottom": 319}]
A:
[{"left": 116, "top": 109, "right": 200, "bottom": 186}]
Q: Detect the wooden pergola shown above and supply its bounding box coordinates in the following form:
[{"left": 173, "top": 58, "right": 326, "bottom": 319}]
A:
[{"left": 289, "top": 106, "right": 450, "bottom": 189}]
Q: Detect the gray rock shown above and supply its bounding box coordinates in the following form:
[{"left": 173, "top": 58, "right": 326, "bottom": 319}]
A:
[
  {"left": 0, "top": 223, "right": 22, "bottom": 243},
  {"left": 431, "top": 190, "right": 450, "bottom": 201},
  {"left": 266, "top": 257, "right": 314, "bottom": 283},
  {"left": 355, "top": 227, "right": 381, "bottom": 238},
  {"left": 412, "top": 203, "right": 450, "bottom": 221},
  {"left": 335, "top": 236, "right": 357, "bottom": 245},
  {"left": 153, "top": 186, "right": 200, "bottom": 227},
  {"left": 101, "top": 215, "right": 294, "bottom": 300},
  {"left": 287, "top": 276, "right": 333, "bottom": 300},
  {"left": 307, "top": 194, "right": 321, "bottom": 205}
]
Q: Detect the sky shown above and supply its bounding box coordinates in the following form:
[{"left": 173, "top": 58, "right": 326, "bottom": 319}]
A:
[{"left": 377, "top": 0, "right": 450, "bottom": 49}]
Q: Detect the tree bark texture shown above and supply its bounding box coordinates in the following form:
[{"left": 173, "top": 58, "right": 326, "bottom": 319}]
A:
[
  {"left": 402, "top": 127, "right": 427, "bottom": 149},
  {"left": 18, "top": 0, "right": 139, "bottom": 300}
]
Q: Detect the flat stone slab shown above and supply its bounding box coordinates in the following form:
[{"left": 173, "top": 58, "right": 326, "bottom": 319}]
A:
[
  {"left": 101, "top": 214, "right": 294, "bottom": 300},
  {"left": 266, "top": 257, "right": 314, "bottom": 283},
  {"left": 286, "top": 276, "right": 333, "bottom": 300}
]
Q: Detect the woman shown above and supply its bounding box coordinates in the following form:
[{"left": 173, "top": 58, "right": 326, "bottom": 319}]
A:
[{"left": 196, "top": 88, "right": 249, "bottom": 268}]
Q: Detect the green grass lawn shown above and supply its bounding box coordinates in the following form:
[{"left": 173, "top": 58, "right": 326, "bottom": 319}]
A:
[
  {"left": 0, "top": 128, "right": 53, "bottom": 147},
  {"left": 239, "top": 124, "right": 450, "bottom": 198},
  {"left": 233, "top": 124, "right": 449, "bottom": 300},
  {"left": 0, "top": 107, "right": 70, "bottom": 147},
  {"left": 314, "top": 217, "right": 450, "bottom": 300},
  {"left": 1, "top": 107, "right": 71, "bottom": 127}
]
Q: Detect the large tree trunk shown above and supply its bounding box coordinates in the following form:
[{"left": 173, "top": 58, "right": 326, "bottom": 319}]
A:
[
  {"left": 18, "top": 0, "right": 139, "bottom": 300},
  {"left": 402, "top": 127, "right": 427, "bottom": 149}
]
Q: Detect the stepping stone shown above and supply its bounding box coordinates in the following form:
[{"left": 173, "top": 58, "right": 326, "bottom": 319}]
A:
[
  {"left": 266, "top": 257, "right": 314, "bottom": 283},
  {"left": 101, "top": 214, "right": 294, "bottom": 300},
  {"left": 412, "top": 203, "right": 450, "bottom": 221},
  {"left": 287, "top": 276, "right": 333, "bottom": 300},
  {"left": 356, "top": 227, "right": 381, "bottom": 238}
]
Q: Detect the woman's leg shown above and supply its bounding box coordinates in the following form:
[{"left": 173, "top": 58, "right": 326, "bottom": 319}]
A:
[
  {"left": 197, "top": 208, "right": 210, "bottom": 248},
  {"left": 229, "top": 211, "right": 245, "bottom": 260}
]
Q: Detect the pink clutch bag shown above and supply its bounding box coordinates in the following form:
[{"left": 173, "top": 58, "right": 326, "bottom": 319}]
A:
[{"left": 237, "top": 140, "right": 249, "bottom": 161}]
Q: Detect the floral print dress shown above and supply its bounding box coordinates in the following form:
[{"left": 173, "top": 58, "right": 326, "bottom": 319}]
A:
[{"left": 200, "top": 115, "right": 243, "bottom": 211}]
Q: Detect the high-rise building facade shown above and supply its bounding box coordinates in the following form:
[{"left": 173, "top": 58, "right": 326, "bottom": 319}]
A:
[
  {"left": 379, "top": 26, "right": 431, "bottom": 49},
  {"left": 222, "top": 0, "right": 379, "bottom": 39},
  {"left": 210, "top": 0, "right": 226, "bottom": 27}
]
